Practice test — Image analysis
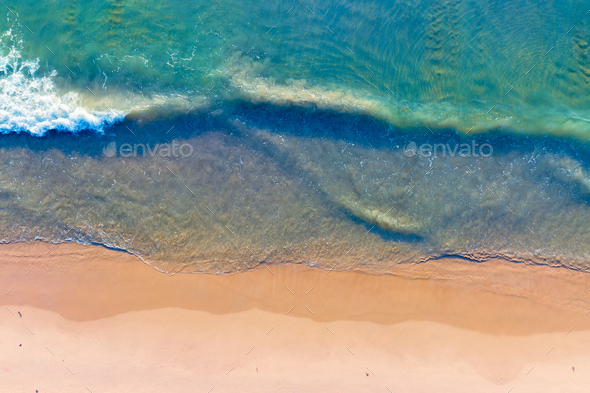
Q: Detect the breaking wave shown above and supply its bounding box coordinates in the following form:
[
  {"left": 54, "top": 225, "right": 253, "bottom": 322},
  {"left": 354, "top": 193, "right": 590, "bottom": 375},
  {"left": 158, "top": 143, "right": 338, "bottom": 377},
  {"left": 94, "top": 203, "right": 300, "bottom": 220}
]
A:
[{"left": 0, "top": 29, "right": 125, "bottom": 136}]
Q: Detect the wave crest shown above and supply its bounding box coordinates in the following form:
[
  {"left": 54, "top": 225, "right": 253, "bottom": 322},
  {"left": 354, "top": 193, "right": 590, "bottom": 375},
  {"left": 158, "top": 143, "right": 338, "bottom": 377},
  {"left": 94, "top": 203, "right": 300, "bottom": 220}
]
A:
[{"left": 0, "top": 29, "right": 124, "bottom": 136}]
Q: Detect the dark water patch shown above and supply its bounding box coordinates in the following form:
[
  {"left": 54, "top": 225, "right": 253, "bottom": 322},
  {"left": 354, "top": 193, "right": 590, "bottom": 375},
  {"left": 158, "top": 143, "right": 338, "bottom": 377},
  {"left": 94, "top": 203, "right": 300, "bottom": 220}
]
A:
[{"left": 346, "top": 214, "right": 424, "bottom": 243}]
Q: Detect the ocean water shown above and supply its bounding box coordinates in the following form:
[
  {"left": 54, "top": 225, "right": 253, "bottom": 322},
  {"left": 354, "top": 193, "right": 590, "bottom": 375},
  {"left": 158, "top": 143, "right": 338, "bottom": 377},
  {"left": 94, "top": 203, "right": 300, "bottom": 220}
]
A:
[{"left": 1, "top": 0, "right": 590, "bottom": 273}]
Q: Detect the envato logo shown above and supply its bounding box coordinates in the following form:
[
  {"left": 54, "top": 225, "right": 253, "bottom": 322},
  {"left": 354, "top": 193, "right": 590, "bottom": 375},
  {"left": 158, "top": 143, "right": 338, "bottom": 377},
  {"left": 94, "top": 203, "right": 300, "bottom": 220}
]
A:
[
  {"left": 103, "top": 141, "right": 194, "bottom": 158},
  {"left": 403, "top": 141, "right": 493, "bottom": 158}
]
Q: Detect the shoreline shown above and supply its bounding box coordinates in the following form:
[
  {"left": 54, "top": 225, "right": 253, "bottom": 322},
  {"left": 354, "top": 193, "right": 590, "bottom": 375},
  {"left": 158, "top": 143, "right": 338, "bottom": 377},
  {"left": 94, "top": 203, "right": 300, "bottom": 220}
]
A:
[
  {"left": 2, "top": 241, "right": 589, "bottom": 333},
  {"left": 2, "top": 241, "right": 590, "bottom": 392}
]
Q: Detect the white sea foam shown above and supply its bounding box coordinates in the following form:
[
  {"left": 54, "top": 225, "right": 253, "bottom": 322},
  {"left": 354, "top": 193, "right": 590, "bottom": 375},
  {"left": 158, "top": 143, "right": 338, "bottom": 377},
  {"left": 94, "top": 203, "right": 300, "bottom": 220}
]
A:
[{"left": 0, "top": 30, "right": 125, "bottom": 136}]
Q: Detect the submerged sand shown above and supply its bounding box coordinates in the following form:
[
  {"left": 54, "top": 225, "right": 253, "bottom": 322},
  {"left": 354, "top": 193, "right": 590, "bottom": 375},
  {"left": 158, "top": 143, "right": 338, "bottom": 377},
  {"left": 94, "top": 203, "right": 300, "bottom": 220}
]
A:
[{"left": 1, "top": 241, "right": 589, "bottom": 392}]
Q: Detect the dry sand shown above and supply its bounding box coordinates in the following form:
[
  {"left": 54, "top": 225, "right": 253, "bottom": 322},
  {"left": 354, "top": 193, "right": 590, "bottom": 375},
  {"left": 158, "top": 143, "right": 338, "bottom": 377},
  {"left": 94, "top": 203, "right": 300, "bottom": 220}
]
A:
[{"left": 1, "top": 241, "right": 590, "bottom": 392}]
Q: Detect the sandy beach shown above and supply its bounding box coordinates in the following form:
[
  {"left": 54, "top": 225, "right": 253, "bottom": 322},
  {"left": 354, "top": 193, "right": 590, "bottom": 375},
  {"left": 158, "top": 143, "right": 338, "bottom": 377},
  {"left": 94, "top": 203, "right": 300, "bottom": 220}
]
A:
[
  {"left": 5, "top": 2, "right": 590, "bottom": 392},
  {"left": 1, "top": 241, "right": 590, "bottom": 392}
]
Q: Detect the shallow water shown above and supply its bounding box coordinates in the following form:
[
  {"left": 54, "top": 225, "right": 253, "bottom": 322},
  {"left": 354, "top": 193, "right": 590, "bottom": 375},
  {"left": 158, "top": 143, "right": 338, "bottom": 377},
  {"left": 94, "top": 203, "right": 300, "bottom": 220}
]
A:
[
  {"left": 1, "top": 104, "right": 590, "bottom": 273},
  {"left": 1, "top": 1, "right": 590, "bottom": 273}
]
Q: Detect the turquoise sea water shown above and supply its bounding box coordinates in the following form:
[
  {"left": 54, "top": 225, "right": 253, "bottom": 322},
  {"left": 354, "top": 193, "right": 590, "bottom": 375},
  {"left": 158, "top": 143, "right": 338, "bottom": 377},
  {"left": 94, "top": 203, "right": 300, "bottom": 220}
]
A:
[{"left": 1, "top": 1, "right": 590, "bottom": 273}]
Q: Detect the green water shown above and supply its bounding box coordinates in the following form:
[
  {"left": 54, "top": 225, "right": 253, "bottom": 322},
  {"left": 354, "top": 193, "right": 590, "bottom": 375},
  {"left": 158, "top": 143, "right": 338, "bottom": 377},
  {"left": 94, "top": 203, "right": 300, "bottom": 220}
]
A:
[
  {"left": 3, "top": 0, "right": 590, "bottom": 137},
  {"left": 1, "top": 0, "right": 590, "bottom": 273}
]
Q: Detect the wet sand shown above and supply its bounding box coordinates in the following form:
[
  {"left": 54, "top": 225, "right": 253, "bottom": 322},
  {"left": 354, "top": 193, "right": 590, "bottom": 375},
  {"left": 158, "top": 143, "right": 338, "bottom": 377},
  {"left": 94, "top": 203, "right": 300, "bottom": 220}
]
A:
[{"left": 1, "top": 241, "right": 590, "bottom": 392}]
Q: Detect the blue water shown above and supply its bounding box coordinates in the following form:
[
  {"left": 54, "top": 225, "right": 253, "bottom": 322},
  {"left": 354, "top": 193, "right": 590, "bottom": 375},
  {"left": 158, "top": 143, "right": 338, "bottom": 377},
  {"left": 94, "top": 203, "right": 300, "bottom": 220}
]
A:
[{"left": 1, "top": 0, "right": 590, "bottom": 273}]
